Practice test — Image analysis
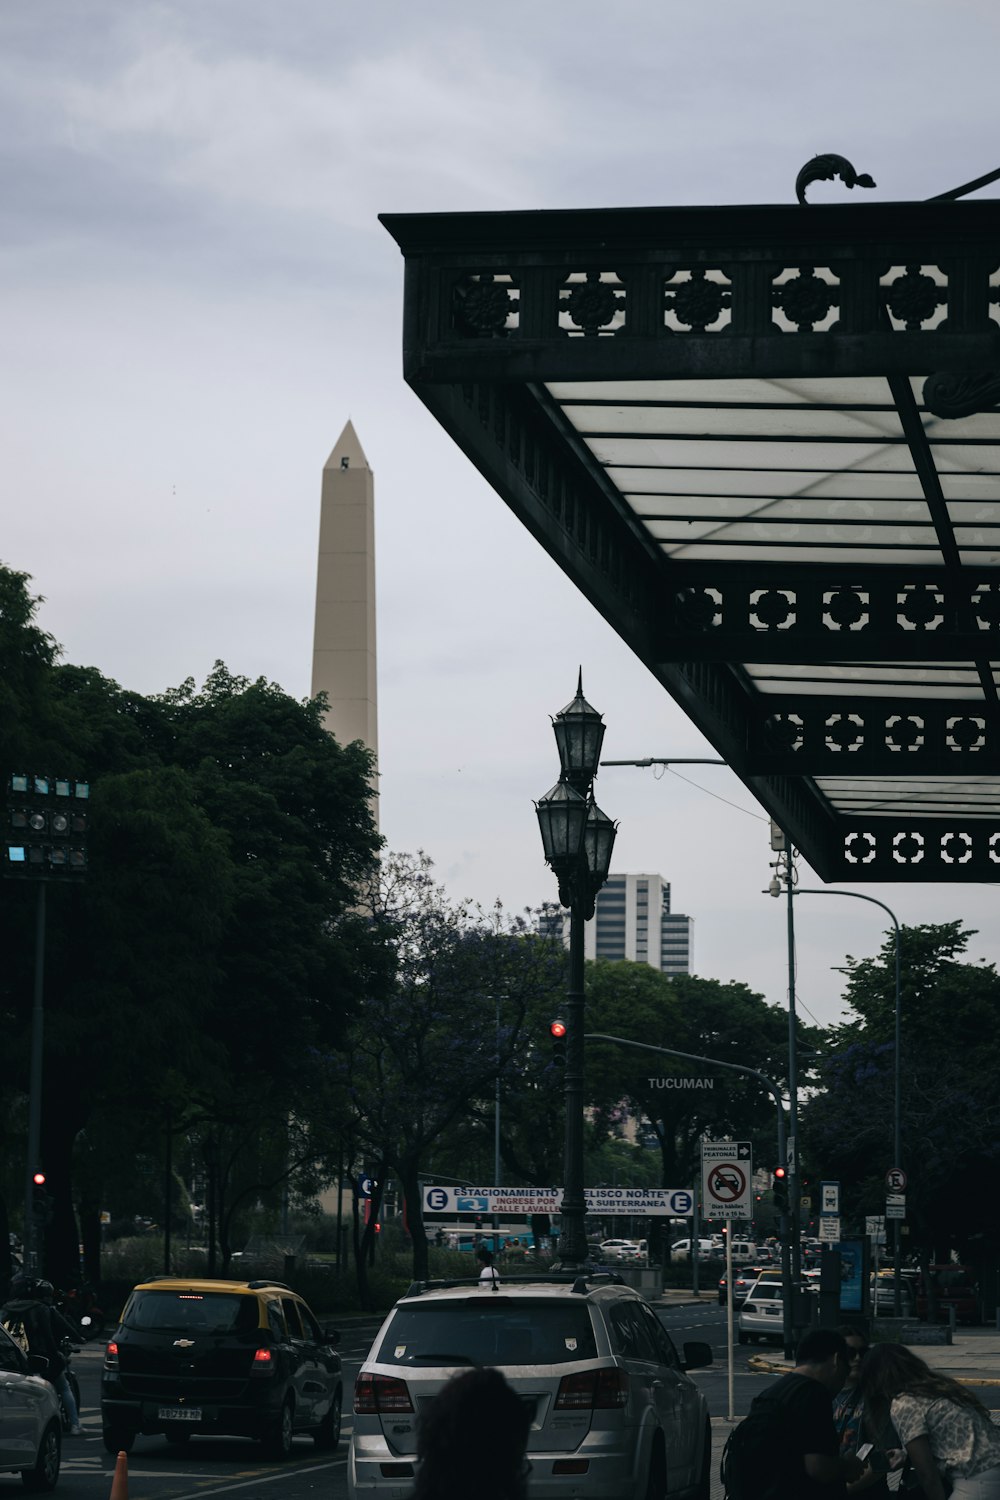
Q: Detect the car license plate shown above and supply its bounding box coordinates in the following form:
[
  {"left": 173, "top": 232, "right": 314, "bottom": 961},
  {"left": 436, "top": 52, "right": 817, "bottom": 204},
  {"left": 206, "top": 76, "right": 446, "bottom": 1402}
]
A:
[
  {"left": 766, "top": 1307, "right": 779, "bottom": 1315},
  {"left": 159, "top": 1407, "right": 201, "bottom": 1421}
]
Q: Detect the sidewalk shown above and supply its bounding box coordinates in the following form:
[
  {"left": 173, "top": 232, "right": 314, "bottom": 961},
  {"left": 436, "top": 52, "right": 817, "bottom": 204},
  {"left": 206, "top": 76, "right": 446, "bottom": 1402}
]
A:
[{"left": 750, "top": 1324, "right": 1000, "bottom": 1386}]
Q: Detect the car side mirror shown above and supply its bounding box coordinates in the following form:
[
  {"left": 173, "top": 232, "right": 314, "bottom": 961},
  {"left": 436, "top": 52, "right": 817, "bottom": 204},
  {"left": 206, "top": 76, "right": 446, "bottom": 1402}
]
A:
[
  {"left": 681, "top": 1340, "right": 712, "bottom": 1371},
  {"left": 27, "top": 1354, "right": 49, "bottom": 1376},
  {"left": 322, "top": 1325, "right": 340, "bottom": 1346}
]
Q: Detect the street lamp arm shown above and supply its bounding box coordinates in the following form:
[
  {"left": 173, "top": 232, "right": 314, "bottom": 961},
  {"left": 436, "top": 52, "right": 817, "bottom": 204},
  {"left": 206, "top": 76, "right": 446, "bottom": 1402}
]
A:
[
  {"left": 792, "top": 888, "right": 899, "bottom": 936},
  {"left": 583, "top": 1032, "right": 786, "bottom": 1116}
]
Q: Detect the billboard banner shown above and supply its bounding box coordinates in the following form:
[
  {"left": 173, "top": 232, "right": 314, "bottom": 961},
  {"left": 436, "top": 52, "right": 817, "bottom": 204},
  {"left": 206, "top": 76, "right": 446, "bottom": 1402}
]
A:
[{"left": 422, "top": 1185, "right": 694, "bottom": 1217}]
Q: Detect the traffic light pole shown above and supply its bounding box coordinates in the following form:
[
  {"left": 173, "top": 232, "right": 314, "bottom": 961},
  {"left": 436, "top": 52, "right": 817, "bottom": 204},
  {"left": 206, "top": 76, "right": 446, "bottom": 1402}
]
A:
[{"left": 23, "top": 882, "right": 46, "bottom": 1272}]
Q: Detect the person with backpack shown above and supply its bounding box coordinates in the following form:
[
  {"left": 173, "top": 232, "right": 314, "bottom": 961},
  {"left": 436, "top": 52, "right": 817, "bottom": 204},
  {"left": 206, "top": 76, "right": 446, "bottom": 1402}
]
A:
[
  {"left": 1, "top": 1274, "right": 84, "bottom": 1435},
  {"left": 722, "top": 1327, "right": 867, "bottom": 1499}
]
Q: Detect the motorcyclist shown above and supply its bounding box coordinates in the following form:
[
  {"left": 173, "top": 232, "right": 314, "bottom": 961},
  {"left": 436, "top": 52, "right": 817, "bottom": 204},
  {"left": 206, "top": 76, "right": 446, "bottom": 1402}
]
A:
[{"left": 1, "top": 1274, "right": 83, "bottom": 1434}]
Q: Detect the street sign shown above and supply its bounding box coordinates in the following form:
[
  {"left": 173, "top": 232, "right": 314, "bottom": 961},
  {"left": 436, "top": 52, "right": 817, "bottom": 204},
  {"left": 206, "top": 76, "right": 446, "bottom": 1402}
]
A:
[
  {"left": 819, "top": 1215, "right": 840, "bottom": 1242},
  {"left": 820, "top": 1181, "right": 840, "bottom": 1215},
  {"left": 865, "top": 1215, "right": 886, "bottom": 1236},
  {"left": 886, "top": 1194, "right": 905, "bottom": 1220},
  {"left": 701, "top": 1141, "right": 752, "bottom": 1220},
  {"left": 886, "top": 1167, "right": 907, "bottom": 1192}
]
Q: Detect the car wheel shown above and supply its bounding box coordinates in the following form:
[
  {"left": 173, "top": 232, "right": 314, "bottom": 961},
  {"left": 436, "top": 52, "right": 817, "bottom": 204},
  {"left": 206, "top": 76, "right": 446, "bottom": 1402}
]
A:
[
  {"left": 737, "top": 1331, "right": 748, "bottom": 1345},
  {"left": 750, "top": 1333, "right": 760, "bottom": 1344},
  {"left": 263, "top": 1398, "right": 294, "bottom": 1461},
  {"left": 22, "top": 1422, "right": 61, "bottom": 1493},
  {"left": 643, "top": 1438, "right": 666, "bottom": 1500},
  {"left": 102, "top": 1428, "right": 135, "bottom": 1456},
  {"left": 312, "top": 1389, "right": 342, "bottom": 1450}
]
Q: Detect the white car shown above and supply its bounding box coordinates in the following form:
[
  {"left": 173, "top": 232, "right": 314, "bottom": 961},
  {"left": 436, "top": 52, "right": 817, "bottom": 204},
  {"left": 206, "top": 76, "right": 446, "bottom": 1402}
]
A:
[
  {"left": 737, "top": 1281, "right": 785, "bottom": 1345},
  {"left": 599, "top": 1240, "right": 638, "bottom": 1262},
  {"left": 669, "top": 1238, "right": 715, "bottom": 1262},
  {"left": 348, "top": 1273, "right": 712, "bottom": 1500},
  {"left": 0, "top": 1324, "right": 61, "bottom": 1490}
]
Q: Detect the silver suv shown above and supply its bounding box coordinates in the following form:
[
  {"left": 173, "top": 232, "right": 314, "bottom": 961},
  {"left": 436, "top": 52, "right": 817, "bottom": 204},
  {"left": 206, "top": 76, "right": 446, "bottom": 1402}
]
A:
[{"left": 347, "top": 1274, "right": 712, "bottom": 1500}]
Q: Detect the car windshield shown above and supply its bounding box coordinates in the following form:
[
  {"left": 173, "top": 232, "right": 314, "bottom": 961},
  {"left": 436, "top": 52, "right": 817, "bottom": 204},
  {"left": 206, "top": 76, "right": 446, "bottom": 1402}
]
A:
[
  {"left": 376, "top": 1298, "right": 597, "bottom": 1367},
  {"left": 123, "top": 1290, "right": 258, "bottom": 1334}
]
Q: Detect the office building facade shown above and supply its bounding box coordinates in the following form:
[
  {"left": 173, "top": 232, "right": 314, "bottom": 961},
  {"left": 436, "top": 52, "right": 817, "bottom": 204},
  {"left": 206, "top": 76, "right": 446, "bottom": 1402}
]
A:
[{"left": 542, "top": 872, "right": 693, "bottom": 974}]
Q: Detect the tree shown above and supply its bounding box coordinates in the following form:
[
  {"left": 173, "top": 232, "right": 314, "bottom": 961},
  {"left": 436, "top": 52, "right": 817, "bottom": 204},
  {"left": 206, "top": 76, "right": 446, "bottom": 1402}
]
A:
[
  {"left": 584, "top": 963, "right": 803, "bottom": 1195},
  {"left": 0, "top": 574, "right": 384, "bottom": 1283},
  {"left": 801, "top": 921, "right": 1000, "bottom": 1261},
  {"left": 340, "top": 853, "right": 565, "bottom": 1298}
]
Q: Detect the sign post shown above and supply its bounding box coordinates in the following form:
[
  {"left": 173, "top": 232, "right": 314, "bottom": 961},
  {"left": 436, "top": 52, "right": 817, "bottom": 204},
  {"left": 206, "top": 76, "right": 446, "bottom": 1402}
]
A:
[{"left": 701, "top": 1141, "right": 751, "bottom": 1422}]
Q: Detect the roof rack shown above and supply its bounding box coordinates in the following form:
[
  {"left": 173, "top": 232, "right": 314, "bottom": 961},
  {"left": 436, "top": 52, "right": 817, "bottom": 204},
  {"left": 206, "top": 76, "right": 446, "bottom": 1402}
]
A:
[{"left": 402, "top": 1271, "right": 625, "bottom": 1297}]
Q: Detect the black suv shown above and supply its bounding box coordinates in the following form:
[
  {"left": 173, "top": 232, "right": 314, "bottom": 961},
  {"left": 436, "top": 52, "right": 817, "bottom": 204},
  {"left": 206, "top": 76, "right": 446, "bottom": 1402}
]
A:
[{"left": 101, "top": 1277, "right": 342, "bottom": 1460}]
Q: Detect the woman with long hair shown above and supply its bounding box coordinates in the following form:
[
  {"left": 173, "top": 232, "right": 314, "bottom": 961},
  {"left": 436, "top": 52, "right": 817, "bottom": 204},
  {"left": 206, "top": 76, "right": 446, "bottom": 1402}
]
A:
[
  {"left": 411, "top": 1367, "right": 532, "bottom": 1500},
  {"left": 834, "top": 1325, "right": 891, "bottom": 1494},
  {"left": 860, "top": 1343, "right": 1000, "bottom": 1500}
]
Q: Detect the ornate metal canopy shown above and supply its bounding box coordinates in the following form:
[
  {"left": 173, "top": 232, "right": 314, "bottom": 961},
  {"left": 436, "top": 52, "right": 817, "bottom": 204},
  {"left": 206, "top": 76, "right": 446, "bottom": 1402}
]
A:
[{"left": 382, "top": 196, "right": 1000, "bottom": 881}]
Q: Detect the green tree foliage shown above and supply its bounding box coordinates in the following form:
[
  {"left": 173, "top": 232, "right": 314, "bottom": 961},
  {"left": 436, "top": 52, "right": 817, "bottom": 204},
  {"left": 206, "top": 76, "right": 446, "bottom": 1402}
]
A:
[
  {"left": 339, "top": 852, "right": 565, "bottom": 1297},
  {"left": 0, "top": 565, "right": 383, "bottom": 1284},
  {"left": 801, "top": 921, "right": 1000, "bottom": 1259},
  {"left": 583, "top": 962, "right": 809, "bottom": 1194}
]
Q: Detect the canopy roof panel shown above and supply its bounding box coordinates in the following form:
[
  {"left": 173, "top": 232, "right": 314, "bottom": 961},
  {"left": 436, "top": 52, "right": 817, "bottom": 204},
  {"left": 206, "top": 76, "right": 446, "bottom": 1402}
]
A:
[{"left": 382, "top": 198, "right": 1000, "bottom": 881}]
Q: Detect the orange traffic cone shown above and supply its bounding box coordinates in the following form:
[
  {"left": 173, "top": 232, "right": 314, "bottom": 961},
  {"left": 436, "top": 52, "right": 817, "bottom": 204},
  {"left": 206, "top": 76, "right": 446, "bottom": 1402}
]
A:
[{"left": 109, "top": 1450, "right": 129, "bottom": 1500}]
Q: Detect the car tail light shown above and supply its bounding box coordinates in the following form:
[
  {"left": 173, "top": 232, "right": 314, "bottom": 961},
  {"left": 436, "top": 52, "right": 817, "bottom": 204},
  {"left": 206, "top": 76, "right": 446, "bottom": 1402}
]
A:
[
  {"left": 355, "top": 1373, "right": 414, "bottom": 1414},
  {"left": 251, "top": 1347, "right": 274, "bottom": 1376},
  {"left": 554, "top": 1368, "right": 628, "bottom": 1410},
  {"left": 104, "top": 1342, "right": 119, "bottom": 1370}
]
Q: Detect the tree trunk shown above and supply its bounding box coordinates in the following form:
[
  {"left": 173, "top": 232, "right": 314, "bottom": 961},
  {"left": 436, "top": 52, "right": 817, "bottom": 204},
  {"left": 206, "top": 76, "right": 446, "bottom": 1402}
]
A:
[{"left": 400, "top": 1165, "right": 428, "bottom": 1282}]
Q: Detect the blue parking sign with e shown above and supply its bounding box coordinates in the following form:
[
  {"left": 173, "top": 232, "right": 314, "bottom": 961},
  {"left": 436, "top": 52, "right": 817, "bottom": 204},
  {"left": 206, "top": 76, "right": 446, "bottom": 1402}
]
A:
[
  {"left": 670, "top": 1190, "right": 693, "bottom": 1215},
  {"left": 456, "top": 1195, "right": 489, "bottom": 1212},
  {"left": 426, "top": 1188, "right": 449, "bottom": 1211}
]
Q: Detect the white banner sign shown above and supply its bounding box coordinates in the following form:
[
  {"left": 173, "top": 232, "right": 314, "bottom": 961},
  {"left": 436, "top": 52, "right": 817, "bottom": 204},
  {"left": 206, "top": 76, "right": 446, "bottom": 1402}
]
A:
[
  {"left": 422, "top": 1186, "right": 695, "bottom": 1217},
  {"left": 819, "top": 1215, "right": 840, "bottom": 1242}
]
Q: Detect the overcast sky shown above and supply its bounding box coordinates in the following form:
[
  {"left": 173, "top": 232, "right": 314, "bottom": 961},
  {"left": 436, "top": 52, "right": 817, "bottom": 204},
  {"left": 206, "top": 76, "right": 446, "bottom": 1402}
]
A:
[{"left": 4, "top": 0, "right": 1000, "bottom": 1031}]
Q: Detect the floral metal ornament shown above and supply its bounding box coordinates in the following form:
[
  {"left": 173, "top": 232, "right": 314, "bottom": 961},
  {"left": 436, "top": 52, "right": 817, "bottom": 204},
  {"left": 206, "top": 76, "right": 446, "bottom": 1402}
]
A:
[{"left": 795, "top": 153, "right": 876, "bottom": 205}]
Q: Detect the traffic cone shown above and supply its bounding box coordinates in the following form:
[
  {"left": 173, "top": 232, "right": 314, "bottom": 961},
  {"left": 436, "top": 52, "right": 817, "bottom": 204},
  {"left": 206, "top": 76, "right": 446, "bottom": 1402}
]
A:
[{"left": 109, "top": 1450, "right": 129, "bottom": 1500}]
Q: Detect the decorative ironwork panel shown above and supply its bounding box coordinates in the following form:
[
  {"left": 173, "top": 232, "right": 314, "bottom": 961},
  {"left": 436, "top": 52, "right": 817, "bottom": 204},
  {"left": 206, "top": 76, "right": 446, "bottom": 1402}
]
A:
[
  {"left": 834, "top": 819, "right": 1000, "bottom": 881},
  {"left": 656, "top": 566, "right": 1000, "bottom": 662},
  {"left": 750, "top": 696, "right": 1000, "bottom": 774},
  {"left": 384, "top": 202, "right": 1000, "bottom": 382}
]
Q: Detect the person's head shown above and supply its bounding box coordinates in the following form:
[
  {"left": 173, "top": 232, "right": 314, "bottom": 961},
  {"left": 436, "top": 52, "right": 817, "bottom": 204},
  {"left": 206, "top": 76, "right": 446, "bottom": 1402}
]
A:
[
  {"left": 837, "top": 1324, "right": 870, "bottom": 1388},
  {"left": 8, "top": 1273, "right": 33, "bottom": 1300},
  {"left": 860, "top": 1342, "right": 987, "bottom": 1420},
  {"left": 795, "top": 1328, "right": 851, "bottom": 1392},
  {"left": 34, "top": 1280, "right": 54, "bottom": 1304},
  {"left": 413, "top": 1367, "right": 531, "bottom": 1500},
  {"left": 476, "top": 1246, "right": 493, "bottom": 1267}
]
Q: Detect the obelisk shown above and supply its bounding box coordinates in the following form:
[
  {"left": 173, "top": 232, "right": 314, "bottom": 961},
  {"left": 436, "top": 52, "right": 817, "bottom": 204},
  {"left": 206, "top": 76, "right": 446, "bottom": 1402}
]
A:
[{"left": 310, "top": 422, "right": 378, "bottom": 811}]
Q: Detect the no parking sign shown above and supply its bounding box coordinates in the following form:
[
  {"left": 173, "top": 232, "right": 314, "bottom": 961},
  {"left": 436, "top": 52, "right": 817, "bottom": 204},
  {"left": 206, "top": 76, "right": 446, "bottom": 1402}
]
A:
[{"left": 701, "top": 1141, "right": 752, "bottom": 1220}]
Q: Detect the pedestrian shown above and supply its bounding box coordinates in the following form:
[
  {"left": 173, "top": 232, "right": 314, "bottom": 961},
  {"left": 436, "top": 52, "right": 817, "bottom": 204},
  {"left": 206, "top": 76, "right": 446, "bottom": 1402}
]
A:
[
  {"left": 728, "top": 1327, "right": 867, "bottom": 1498},
  {"left": 860, "top": 1342, "right": 1000, "bottom": 1500},
  {"left": 411, "top": 1367, "right": 530, "bottom": 1500},
  {"left": 833, "top": 1325, "right": 893, "bottom": 1495},
  {"left": 1, "top": 1275, "right": 83, "bottom": 1434},
  {"left": 476, "top": 1246, "right": 500, "bottom": 1286}
]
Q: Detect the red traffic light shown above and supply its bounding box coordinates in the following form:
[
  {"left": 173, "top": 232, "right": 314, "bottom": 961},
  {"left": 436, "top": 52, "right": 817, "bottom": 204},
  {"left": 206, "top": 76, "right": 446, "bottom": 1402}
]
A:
[
  {"left": 32, "top": 1171, "right": 46, "bottom": 1186},
  {"left": 773, "top": 1166, "right": 787, "bottom": 1181},
  {"left": 549, "top": 1020, "right": 567, "bottom": 1039}
]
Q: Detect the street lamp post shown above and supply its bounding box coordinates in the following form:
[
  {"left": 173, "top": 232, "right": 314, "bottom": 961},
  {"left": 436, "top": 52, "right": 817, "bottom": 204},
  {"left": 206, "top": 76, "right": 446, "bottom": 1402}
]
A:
[
  {"left": 536, "top": 674, "right": 617, "bottom": 1268},
  {"left": 768, "top": 875, "right": 903, "bottom": 1315}
]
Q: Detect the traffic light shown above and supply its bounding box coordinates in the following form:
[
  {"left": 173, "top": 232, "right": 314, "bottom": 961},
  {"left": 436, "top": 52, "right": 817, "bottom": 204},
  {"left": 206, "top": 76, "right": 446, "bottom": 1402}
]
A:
[
  {"left": 772, "top": 1165, "right": 789, "bottom": 1214},
  {"left": 549, "top": 1019, "right": 567, "bottom": 1068},
  {"left": 31, "top": 1172, "right": 53, "bottom": 1226}
]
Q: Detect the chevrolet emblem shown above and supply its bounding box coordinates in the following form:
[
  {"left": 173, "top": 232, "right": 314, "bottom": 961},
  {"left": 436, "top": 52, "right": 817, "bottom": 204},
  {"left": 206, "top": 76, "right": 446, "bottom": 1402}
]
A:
[{"left": 173, "top": 1339, "right": 195, "bottom": 1348}]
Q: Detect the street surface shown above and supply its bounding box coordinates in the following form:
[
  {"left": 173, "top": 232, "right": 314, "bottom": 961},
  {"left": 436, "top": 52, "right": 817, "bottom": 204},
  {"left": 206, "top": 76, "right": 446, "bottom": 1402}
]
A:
[{"left": 49, "top": 1305, "right": 1000, "bottom": 1500}]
